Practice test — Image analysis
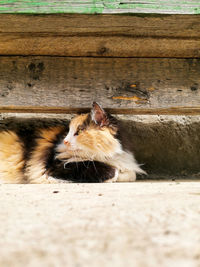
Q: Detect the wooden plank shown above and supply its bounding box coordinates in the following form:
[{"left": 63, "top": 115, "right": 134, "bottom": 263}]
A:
[
  {"left": 0, "top": 56, "right": 200, "bottom": 115},
  {"left": 0, "top": 14, "right": 200, "bottom": 58},
  {"left": 1, "top": 35, "right": 200, "bottom": 58},
  {"left": 0, "top": 1, "right": 199, "bottom": 14},
  {"left": 1, "top": 106, "right": 200, "bottom": 115},
  {"left": 1, "top": 14, "right": 200, "bottom": 38}
]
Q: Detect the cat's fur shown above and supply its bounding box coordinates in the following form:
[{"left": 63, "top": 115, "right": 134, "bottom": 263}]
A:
[{"left": 0, "top": 102, "right": 145, "bottom": 183}]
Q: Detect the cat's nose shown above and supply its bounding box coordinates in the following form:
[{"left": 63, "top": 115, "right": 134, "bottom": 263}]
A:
[{"left": 64, "top": 140, "right": 70, "bottom": 146}]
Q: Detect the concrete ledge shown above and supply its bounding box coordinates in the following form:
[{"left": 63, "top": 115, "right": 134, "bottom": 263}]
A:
[
  {"left": 118, "top": 115, "right": 200, "bottom": 178},
  {"left": 0, "top": 182, "right": 200, "bottom": 267}
]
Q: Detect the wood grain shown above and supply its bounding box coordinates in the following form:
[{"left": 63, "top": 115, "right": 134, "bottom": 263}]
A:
[
  {"left": 0, "top": 56, "right": 199, "bottom": 115},
  {"left": 1, "top": 35, "right": 200, "bottom": 58},
  {"left": 1, "top": 14, "right": 200, "bottom": 37},
  {"left": 0, "top": 14, "right": 199, "bottom": 57},
  {"left": 0, "top": 0, "right": 199, "bottom": 14},
  {"left": 1, "top": 106, "right": 200, "bottom": 115}
]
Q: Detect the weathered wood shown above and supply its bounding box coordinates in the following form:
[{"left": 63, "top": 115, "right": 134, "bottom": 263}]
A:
[
  {"left": 1, "top": 35, "right": 200, "bottom": 58},
  {"left": 1, "top": 14, "right": 200, "bottom": 37},
  {"left": 2, "top": 106, "right": 200, "bottom": 116},
  {"left": 0, "top": 14, "right": 200, "bottom": 58},
  {"left": 0, "top": 0, "right": 199, "bottom": 14},
  {"left": 0, "top": 56, "right": 200, "bottom": 115}
]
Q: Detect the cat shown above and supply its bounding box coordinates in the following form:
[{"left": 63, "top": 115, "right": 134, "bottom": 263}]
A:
[{"left": 0, "top": 102, "right": 145, "bottom": 183}]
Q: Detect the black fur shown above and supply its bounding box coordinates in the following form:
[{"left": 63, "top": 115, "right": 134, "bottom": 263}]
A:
[{"left": 47, "top": 160, "right": 116, "bottom": 183}]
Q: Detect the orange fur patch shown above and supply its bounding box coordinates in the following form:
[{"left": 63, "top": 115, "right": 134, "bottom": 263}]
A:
[
  {"left": 79, "top": 128, "right": 119, "bottom": 152},
  {"left": 0, "top": 131, "right": 25, "bottom": 183},
  {"left": 39, "top": 127, "right": 65, "bottom": 142},
  {"left": 61, "top": 113, "right": 122, "bottom": 161},
  {"left": 70, "top": 114, "right": 88, "bottom": 130}
]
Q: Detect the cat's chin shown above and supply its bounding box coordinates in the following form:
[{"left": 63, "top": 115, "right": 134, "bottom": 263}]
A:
[{"left": 56, "top": 143, "right": 82, "bottom": 153}]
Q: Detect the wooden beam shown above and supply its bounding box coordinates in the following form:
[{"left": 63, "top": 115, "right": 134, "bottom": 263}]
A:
[
  {"left": 1, "top": 106, "right": 200, "bottom": 115},
  {"left": 1, "top": 35, "right": 200, "bottom": 58},
  {"left": 0, "top": 1, "right": 199, "bottom": 14},
  {"left": 0, "top": 14, "right": 200, "bottom": 37},
  {"left": 0, "top": 56, "right": 200, "bottom": 115},
  {"left": 0, "top": 14, "right": 199, "bottom": 57}
]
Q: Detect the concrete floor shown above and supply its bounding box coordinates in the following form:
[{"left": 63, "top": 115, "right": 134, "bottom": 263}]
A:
[{"left": 0, "top": 181, "right": 200, "bottom": 267}]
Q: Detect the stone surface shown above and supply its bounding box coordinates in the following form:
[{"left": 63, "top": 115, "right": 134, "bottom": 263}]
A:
[{"left": 0, "top": 182, "right": 200, "bottom": 267}]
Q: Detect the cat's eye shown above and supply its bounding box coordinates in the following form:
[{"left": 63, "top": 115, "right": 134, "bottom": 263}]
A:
[{"left": 74, "top": 129, "right": 83, "bottom": 136}]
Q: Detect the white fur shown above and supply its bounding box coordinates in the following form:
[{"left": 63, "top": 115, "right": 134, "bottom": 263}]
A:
[
  {"left": 64, "top": 126, "right": 77, "bottom": 149},
  {"left": 105, "top": 151, "right": 146, "bottom": 182}
]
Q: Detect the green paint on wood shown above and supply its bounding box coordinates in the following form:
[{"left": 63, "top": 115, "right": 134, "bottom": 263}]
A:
[{"left": 0, "top": 1, "right": 199, "bottom": 14}]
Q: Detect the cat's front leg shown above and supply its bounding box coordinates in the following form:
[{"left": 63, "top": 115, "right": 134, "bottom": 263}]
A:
[{"left": 116, "top": 170, "right": 136, "bottom": 182}]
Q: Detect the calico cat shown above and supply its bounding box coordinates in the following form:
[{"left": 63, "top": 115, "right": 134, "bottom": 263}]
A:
[{"left": 0, "top": 102, "right": 145, "bottom": 183}]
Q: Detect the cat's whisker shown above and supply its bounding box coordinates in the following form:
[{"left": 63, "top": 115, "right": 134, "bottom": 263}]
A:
[
  {"left": 77, "top": 149, "right": 90, "bottom": 167},
  {"left": 87, "top": 161, "right": 91, "bottom": 169},
  {"left": 64, "top": 162, "right": 69, "bottom": 169},
  {"left": 91, "top": 160, "right": 98, "bottom": 174},
  {"left": 79, "top": 156, "right": 87, "bottom": 168},
  {"left": 72, "top": 151, "right": 79, "bottom": 170},
  {"left": 83, "top": 150, "right": 98, "bottom": 173}
]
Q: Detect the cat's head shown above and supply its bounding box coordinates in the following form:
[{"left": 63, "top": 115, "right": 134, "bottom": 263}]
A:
[{"left": 63, "top": 102, "right": 122, "bottom": 160}]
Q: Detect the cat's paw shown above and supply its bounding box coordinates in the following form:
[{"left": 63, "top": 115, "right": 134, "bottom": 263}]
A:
[{"left": 116, "top": 170, "right": 136, "bottom": 182}]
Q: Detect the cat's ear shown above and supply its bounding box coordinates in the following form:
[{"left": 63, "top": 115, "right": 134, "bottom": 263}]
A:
[{"left": 91, "top": 102, "right": 109, "bottom": 127}]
